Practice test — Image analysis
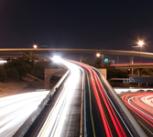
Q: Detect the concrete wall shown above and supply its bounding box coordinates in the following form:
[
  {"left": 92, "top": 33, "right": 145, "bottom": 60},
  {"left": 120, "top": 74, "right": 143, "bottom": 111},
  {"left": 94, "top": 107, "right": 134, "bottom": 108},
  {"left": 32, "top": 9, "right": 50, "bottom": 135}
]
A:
[
  {"left": 98, "top": 68, "right": 107, "bottom": 79},
  {"left": 44, "top": 68, "right": 64, "bottom": 89}
]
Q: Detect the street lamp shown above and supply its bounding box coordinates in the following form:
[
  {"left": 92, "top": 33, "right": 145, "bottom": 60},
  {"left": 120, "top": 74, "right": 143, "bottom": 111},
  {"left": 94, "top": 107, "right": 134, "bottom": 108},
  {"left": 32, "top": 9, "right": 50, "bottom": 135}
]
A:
[
  {"left": 136, "top": 39, "right": 145, "bottom": 51},
  {"left": 33, "top": 44, "right": 38, "bottom": 49},
  {"left": 96, "top": 52, "right": 101, "bottom": 58},
  {"left": 132, "top": 39, "right": 145, "bottom": 51},
  {"left": 131, "top": 39, "right": 145, "bottom": 76}
]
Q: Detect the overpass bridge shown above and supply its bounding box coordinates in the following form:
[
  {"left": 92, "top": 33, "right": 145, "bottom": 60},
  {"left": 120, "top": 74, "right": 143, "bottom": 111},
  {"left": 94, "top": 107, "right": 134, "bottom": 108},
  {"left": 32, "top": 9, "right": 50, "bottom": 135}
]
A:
[
  {"left": 110, "top": 63, "right": 153, "bottom": 69},
  {"left": 0, "top": 48, "right": 151, "bottom": 137},
  {"left": 0, "top": 48, "right": 153, "bottom": 58}
]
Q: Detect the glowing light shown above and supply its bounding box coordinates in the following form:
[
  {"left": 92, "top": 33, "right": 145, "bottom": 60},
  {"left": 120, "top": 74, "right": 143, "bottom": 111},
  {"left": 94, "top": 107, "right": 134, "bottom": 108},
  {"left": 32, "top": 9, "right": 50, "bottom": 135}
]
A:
[
  {"left": 51, "top": 55, "right": 63, "bottom": 63},
  {"left": 33, "top": 44, "right": 38, "bottom": 49},
  {"left": 0, "top": 60, "right": 7, "bottom": 65},
  {"left": 96, "top": 52, "right": 101, "bottom": 58},
  {"left": 136, "top": 39, "right": 145, "bottom": 48},
  {"left": 0, "top": 90, "right": 49, "bottom": 137},
  {"left": 37, "top": 61, "right": 81, "bottom": 137}
]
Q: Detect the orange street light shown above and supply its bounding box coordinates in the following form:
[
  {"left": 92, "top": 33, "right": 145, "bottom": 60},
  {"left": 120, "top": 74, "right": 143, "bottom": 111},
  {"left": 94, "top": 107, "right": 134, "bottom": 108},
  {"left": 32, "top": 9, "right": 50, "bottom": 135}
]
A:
[
  {"left": 96, "top": 52, "right": 101, "bottom": 58},
  {"left": 33, "top": 44, "right": 38, "bottom": 49},
  {"left": 137, "top": 39, "right": 145, "bottom": 48}
]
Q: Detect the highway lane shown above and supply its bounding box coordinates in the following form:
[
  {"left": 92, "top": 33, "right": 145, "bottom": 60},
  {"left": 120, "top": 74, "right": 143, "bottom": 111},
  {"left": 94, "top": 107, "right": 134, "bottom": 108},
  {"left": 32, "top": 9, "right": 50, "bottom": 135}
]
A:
[
  {"left": 37, "top": 61, "right": 84, "bottom": 137},
  {"left": 23, "top": 60, "right": 147, "bottom": 137},
  {"left": 73, "top": 61, "right": 147, "bottom": 137},
  {"left": 5, "top": 59, "right": 147, "bottom": 137},
  {"left": 121, "top": 92, "right": 153, "bottom": 136},
  {"left": 78, "top": 62, "right": 129, "bottom": 137},
  {"left": 0, "top": 90, "right": 49, "bottom": 137}
]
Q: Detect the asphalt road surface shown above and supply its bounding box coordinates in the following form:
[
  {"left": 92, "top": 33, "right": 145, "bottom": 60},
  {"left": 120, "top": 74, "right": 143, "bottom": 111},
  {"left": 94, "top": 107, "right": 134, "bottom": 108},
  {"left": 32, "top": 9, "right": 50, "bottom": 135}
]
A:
[
  {"left": 0, "top": 90, "right": 49, "bottom": 137},
  {"left": 0, "top": 59, "right": 149, "bottom": 137},
  {"left": 121, "top": 92, "right": 153, "bottom": 136},
  {"left": 37, "top": 61, "right": 83, "bottom": 137}
]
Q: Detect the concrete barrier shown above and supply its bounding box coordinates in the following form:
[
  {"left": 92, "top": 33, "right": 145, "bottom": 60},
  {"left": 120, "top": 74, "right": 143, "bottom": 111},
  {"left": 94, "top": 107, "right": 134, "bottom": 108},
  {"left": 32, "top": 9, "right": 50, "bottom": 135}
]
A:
[{"left": 14, "top": 70, "right": 70, "bottom": 137}]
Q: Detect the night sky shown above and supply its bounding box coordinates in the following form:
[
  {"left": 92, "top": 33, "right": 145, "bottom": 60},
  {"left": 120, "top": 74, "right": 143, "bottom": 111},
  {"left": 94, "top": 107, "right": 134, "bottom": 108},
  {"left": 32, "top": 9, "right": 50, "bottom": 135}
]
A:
[{"left": 0, "top": 0, "right": 153, "bottom": 51}]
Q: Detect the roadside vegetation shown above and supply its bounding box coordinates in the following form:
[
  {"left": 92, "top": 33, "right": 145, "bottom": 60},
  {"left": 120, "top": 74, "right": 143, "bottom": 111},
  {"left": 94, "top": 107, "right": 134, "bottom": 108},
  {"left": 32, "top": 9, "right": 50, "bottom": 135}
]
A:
[{"left": 0, "top": 53, "right": 49, "bottom": 82}]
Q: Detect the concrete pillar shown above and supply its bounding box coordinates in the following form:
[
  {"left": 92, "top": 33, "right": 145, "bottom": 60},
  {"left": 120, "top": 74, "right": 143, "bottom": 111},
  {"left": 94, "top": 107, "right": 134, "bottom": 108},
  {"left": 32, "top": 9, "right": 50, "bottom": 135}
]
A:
[
  {"left": 98, "top": 68, "right": 107, "bottom": 79},
  {"left": 130, "top": 57, "right": 134, "bottom": 76},
  {"left": 131, "top": 67, "right": 134, "bottom": 76},
  {"left": 137, "top": 68, "right": 141, "bottom": 77},
  {"left": 137, "top": 68, "right": 142, "bottom": 87}
]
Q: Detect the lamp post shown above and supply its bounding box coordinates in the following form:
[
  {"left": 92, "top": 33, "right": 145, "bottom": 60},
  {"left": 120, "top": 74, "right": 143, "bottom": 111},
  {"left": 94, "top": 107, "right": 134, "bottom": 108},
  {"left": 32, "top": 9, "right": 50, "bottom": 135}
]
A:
[
  {"left": 136, "top": 39, "right": 145, "bottom": 51},
  {"left": 132, "top": 39, "right": 145, "bottom": 51},
  {"left": 33, "top": 44, "right": 38, "bottom": 49},
  {"left": 131, "top": 39, "right": 145, "bottom": 77},
  {"left": 95, "top": 52, "right": 102, "bottom": 68},
  {"left": 96, "top": 52, "right": 101, "bottom": 58}
]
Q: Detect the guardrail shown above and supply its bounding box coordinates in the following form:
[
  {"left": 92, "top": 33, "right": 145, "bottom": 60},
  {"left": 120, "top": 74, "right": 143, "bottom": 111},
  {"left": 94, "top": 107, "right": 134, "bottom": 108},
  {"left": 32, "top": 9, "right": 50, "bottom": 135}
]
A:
[{"left": 14, "top": 70, "right": 70, "bottom": 137}]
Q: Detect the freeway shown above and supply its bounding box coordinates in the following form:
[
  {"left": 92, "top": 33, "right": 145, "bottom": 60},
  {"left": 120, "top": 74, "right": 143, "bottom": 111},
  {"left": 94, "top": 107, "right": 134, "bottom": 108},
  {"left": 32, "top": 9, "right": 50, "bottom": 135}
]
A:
[
  {"left": 72, "top": 61, "right": 147, "bottom": 137},
  {"left": 121, "top": 92, "right": 153, "bottom": 136},
  {"left": 35, "top": 61, "right": 84, "bottom": 137},
  {"left": 1, "top": 58, "right": 148, "bottom": 137},
  {"left": 27, "top": 59, "right": 147, "bottom": 137},
  {"left": 0, "top": 90, "right": 49, "bottom": 137}
]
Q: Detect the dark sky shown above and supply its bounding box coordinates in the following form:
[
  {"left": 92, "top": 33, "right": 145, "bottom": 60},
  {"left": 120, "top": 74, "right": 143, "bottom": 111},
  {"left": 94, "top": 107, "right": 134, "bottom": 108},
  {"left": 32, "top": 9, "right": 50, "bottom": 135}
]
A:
[{"left": 0, "top": 0, "right": 153, "bottom": 51}]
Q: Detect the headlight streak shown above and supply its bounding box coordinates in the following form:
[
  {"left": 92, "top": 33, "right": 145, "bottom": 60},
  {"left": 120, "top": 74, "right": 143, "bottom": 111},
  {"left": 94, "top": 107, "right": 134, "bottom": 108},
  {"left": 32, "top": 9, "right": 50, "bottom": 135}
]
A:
[
  {"left": 72, "top": 61, "right": 126, "bottom": 137},
  {"left": 0, "top": 91, "right": 49, "bottom": 137},
  {"left": 37, "top": 60, "right": 82, "bottom": 137},
  {"left": 0, "top": 60, "right": 7, "bottom": 65},
  {"left": 71, "top": 60, "right": 147, "bottom": 137}
]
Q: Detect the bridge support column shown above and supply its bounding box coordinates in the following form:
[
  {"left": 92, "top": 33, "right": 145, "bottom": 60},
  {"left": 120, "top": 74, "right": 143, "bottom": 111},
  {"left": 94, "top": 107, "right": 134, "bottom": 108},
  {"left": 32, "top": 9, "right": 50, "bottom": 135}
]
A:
[
  {"left": 98, "top": 68, "right": 107, "bottom": 79},
  {"left": 137, "top": 68, "right": 142, "bottom": 87},
  {"left": 131, "top": 67, "right": 134, "bottom": 76},
  {"left": 130, "top": 57, "right": 134, "bottom": 76},
  {"left": 137, "top": 68, "right": 142, "bottom": 77}
]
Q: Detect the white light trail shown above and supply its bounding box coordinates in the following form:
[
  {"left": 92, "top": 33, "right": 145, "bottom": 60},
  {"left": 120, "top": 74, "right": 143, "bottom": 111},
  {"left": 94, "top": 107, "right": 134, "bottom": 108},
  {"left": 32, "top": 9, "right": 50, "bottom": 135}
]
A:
[
  {"left": 0, "top": 90, "right": 49, "bottom": 137},
  {"left": 38, "top": 59, "right": 82, "bottom": 137},
  {"left": 0, "top": 60, "right": 7, "bottom": 65}
]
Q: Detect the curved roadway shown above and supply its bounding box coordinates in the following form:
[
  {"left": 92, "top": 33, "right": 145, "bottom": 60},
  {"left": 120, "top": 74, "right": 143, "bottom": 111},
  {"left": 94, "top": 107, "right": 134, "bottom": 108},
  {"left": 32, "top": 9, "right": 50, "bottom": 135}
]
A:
[
  {"left": 35, "top": 60, "right": 147, "bottom": 137},
  {"left": 0, "top": 90, "right": 49, "bottom": 137},
  {"left": 36, "top": 61, "right": 83, "bottom": 137},
  {"left": 121, "top": 92, "right": 153, "bottom": 136},
  {"left": 73, "top": 61, "right": 146, "bottom": 137},
  {"left": 1, "top": 59, "right": 148, "bottom": 137}
]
